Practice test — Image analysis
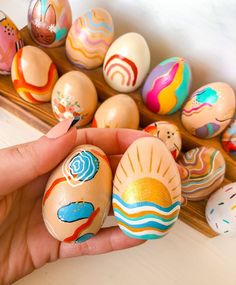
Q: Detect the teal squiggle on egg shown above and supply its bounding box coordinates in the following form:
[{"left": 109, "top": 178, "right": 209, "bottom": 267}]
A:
[
  {"left": 56, "top": 28, "right": 68, "bottom": 41},
  {"left": 196, "top": 87, "right": 218, "bottom": 105}
]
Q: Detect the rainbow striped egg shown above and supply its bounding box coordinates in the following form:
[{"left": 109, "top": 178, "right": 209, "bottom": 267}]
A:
[
  {"left": 221, "top": 119, "right": 236, "bottom": 160},
  {"left": 142, "top": 57, "right": 191, "bottom": 115}
]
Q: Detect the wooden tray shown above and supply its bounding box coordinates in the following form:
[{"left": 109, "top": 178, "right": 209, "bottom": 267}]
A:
[{"left": 0, "top": 26, "right": 235, "bottom": 238}]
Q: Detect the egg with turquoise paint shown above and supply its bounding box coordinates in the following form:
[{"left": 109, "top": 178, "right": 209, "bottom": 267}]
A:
[
  {"left": 42, "top": 144, "right": 112, "bottom": 243},
  {"left": 182, "top": 82, "right": 235, "bottom": 138},
  {"left": 222, "top": 119, "right": 236, "bottom": 160},
  {"left": 113, "top": 137, "right": 182, "bottom": 240},
  {"left": 142, "top": 57, "right": 191, "bottom": 115}
]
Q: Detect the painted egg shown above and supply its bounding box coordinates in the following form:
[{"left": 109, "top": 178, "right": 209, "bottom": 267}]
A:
[
  {"left": 51, "top": 71, "right": 97, "bottom": 126},
  {"left": 206, "top": 183, "right": 236, "bottom": 236},
  {"left": 177, "top": 146, "right": 225, "bottom": 201},
  {"left": 28, "top": 0, "right": 72, "bottom": 48},
  {"left": 113, "top": 137, "right": 181, "bottom": 240},
  {"left": 0, "top": 11, "right": 24, "bottom": 75},
  {"left": 181, "top": 82, "right": 235, "bottom": 138},
  {"left": 143, "top": 121, "right": 182, "bottom": 160},
  {"left": 66, "top": 8, "right": 114, "bottom": 69},
  {"left": 91, "top": 94, "right": 139, "bottom": 129},
  {"left": 142, "top": 57, "right": 191, "bottom": 115},
  {"left": 103, "top": 33, "right": 150, "bottom": 93},
  {"left": 222, "top": 119, "right": 236, "bottom": 160},
  {"left": 42, "top": 144, "right": 112, "bottom": 243},
  {"left": 11, "top": 46, "right": 58, "bottom": 103}
]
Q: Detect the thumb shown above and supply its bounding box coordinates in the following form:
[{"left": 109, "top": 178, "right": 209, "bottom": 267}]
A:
[{"left": 0, "top": 119, "right": 77, "bottom": 196}]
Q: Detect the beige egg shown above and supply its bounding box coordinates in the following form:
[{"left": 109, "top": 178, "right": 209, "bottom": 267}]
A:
[{"left": 42, "top": 145, "right": 112, "bottom": 243}]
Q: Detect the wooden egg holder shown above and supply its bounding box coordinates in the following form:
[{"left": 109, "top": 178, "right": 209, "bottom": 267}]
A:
[{"left": 1, "top": 26, "right": 235, "bottom": 238}]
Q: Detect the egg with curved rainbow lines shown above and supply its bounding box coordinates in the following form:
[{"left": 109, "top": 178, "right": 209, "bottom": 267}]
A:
[
  {"left": 113, "top": 137, "right": 181, "bottom": 240},
  {"left": 181, "top": 82, "right": 235, "bottom": 138},
  {"left": 206, "top": 182, "right": 236, "bottom": 236},
  {"left": 143, "top": 121, "right": 182, "bottom": 160},
  {"left": 66, "top": 7, "right": 114, "bottom": 69},
  {"left": 42, "top": 144, "right": 113, "bottom": 243},
  {"left": 142, "top": 57, "right": 191, "bottom": 115},
  {"left": 221, "top": 119, "right": 236, "bottom": 160},
  {"left": 103, "top": 32, "right": 150, "bottom": 93},
  {"left": 177, "top": 146, "right": 225, "bottom": 201}
]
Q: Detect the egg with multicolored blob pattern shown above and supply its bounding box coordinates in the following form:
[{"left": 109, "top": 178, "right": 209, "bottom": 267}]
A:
[
  {"left": 142, "top": 57, "right": 191, "bottom": 115},
  {"left": 66, "top": 8, "right": 114, "bottom": 69},
  {"left": 182, "top": 82, "right": 235, "bottom": 138},
  {"left": 206, "top": 182, "right": 236, "bottom": 236},
  {"left": 0, "top": 11, "right": 24, "bottom": 75},
  {"left": 103, "top": 33, "right": 150, "bottom": 93},
  {"left": 221, "top": 119, "right": 236, "bottom": 160},
  {"left": 28, "top": 0, "right": 72, "bottom": 47},
  {"left": 113, "top": 137, "right": 181, "bottom": 240},
  {"left": 42, "top": 144, "right": 113, "bottom": 243}
]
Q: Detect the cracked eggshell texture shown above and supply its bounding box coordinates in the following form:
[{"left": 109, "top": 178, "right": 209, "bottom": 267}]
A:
[
  {"left": 42, "top": 145, "right": 113, "bottom": 243},
  {"left": 181, "top": 82, "right": 236, "bottom": 138},
  {"left": 221, "top": 119, "right": 236, "bottom": 160},
  {"left": 113, "top": 137, "right": 181, "bottom": 240},
  {"left": 103, "top": 32, "right": 151, "bottom": 93}
]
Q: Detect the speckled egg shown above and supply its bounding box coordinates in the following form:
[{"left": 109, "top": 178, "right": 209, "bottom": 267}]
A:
[
  {"left": 51, "top": 71, "right": 98, "bottom": 126},
  {"left": 113, "top": 137, "right": 181, "bottom": 240},
  {"left": 28, "top": 0, "right": 72, "bottom": 47},
  {"left": 103, "top": 33, "right": 150, "bottom": 93},
  {"left": 144, "top": 121, "right": 182, "bottom": 160},
  {"left": 222, "top": 119, "right": 236, "bottom": 160},
  {"left": 178, "top": 146, "right": 226, "bottom": 201},
  {"left": 92, "top": 94, "right": 139, "bottom": 129},
  {"left": 142, "top": 57, "right": 191, "bottom": 115},
  {"left": 182, "top": 82, "right": 235, "bottom": 138},
  {"left": 0, "top": 11, "right": 24, "bottom": 75},
  {"left": 66, "top": 8, "right": 114, "bottom": 69},
  {"left": 43, "top": 144, "right": 112, "bottom": 243},
  {"left": 11, "top": 45, "right": 58, "bottom": 103},
  {"left": 206, "top": 182, "right": 236, "bottom": 236}
]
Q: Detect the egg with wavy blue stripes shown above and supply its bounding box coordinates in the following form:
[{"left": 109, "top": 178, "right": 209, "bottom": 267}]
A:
[
  {"left": 42, "top": 144, "right": 112, "bottom": 243},
  {"left": 113, "top": 137, "right": 182, "bottom": 240}
]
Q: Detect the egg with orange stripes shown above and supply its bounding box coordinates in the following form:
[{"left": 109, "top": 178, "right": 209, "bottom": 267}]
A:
[
  {"left": 11, "top": 45, "right": 58, "bottom": 103},
  {"left": 42, "top": 145, "right": 113, "bottom": 243},
  {"left": 113, "top": 137, "right": 182, "bottom": 240},
  {"left": 65, "top": 8, "right": 114, "bottom": 69}
]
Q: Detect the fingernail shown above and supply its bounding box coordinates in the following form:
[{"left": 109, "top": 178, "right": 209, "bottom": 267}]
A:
[
  {"left": 68, "top": 116, "right": 81, "bottom": 130},
  {"left": 46, "top": 118, "right": 74, "bottom": 139}
]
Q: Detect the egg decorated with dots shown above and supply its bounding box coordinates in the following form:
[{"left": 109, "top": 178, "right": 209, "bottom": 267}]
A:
[
  {"left": 221, "top": 119, "right": 236, "bottom": 160},
  {"left": 42, "top": 145, "right": 112, "bottom": 243},
  {"left": 206, "top": 182, "right": 236, "bottom": 236}
]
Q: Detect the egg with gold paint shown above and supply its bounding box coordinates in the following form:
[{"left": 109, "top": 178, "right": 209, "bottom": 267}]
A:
[
  {"left": 221, "top": 119, "right": 236, "bottom": 160},
  {"left": 42, "top": 144, "right": 113, "bottom": 243},
  {"left": 113, "top": 137, "right": 181, "bottom": 240}
]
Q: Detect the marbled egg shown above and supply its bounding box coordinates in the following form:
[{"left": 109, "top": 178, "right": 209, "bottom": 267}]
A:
[
  {"left": 182, "top": 82, "right": 235, "bottom": 138},
  {"left": 43, "top": 144, "right": 112, "bottom": 243},
  {"left": 206, "top": 182, "right": 236, "bottom": 236},
  {"left": 142, "top": 57, "right": 191, "bottom": 115},
  {"left": 222, "top": 119, "right": 236, "bottom": 160},
  {"left": 11, "top": 45, "right": 58, "bottom": 103},
  {"left": 66, "top": 8, "right": 114, "bottom": 69},
  {"left": 144, "top": 121, "right": 182, "bottom": 160},
  {"left": 103, "top": 33, "right": 150, "bottom": 93},
  {"left": 51, "top": 71, "right": 97, "bottom": 126},
  {"left": 113, "top": 137, "right": 181, "bottom": 240},
  {"left": 28, "top": 0, "right": 72, "bottom": 47},
  {"left": 0, "top": 11, "right": 24, "bottom": 75},
  {"left": 92, "top": 94, "right": 139, "bottom": 129},
  {"left": 178, "top": 146, "right": 225, "bottom": 201}
]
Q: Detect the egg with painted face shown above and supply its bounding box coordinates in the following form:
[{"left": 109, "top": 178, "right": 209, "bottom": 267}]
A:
[
  {"left": 113, "top": 137, "right": 181, "bottom": 240},
  {"left": 42, "top": 144, "right": 113, "bottom": 243},
  {"left": 144, "top": 121, "right": 182, "bottom": 160},
  {"left": 182, "top": 82, "right": 235, "bottom": 138},
  {"left": 11, "top": 45, "right": 58, "bottom": 103},
  {"left": 142, "top": 57, "right": 191, "bottom": 115},
  {"left": 0, "top": 11, "right": 24, "bottom": 75},
  {"left": 66, "top": 8, "right": 114, "bottom": 69},
  {"left": 206, "top": 182, "right": 236, "bottom": 236},
  {"left": 92, "top": 94, "right": 139, "bottom": 129},
  {"left": 28, "top": 0, "right": 72, "bottom": 47},
  {"left": 177, "top": 146, "right": 226, "bottom": 201},
  {"left": 103, "top": 33, "right": 150, "bottom": 93},
  {"left": 221, "top": 119, "right": 236, "bottom": 160},
  {"left": 51, "top": 71, "right": 97, "bottom": 126}
]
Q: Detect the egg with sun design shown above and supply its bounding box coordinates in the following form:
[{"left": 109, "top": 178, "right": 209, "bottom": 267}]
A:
[{"left": 113, "top": 137, "right": 182, "bottom": 240}]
